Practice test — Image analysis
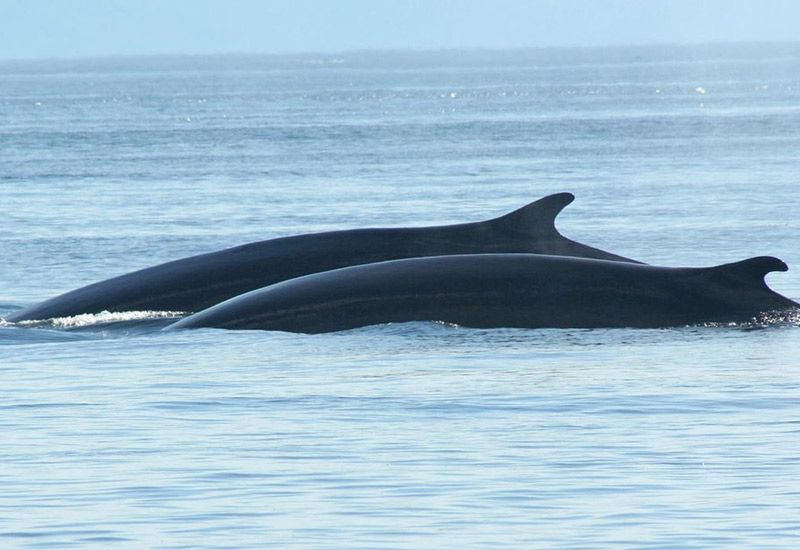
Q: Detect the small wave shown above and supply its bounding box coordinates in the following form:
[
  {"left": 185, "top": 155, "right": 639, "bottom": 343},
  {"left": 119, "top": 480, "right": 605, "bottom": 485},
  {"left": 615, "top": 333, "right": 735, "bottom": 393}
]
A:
[
  {"left": 701, "top": 309, "right": 800, "bottom": 329},
  {"left": 11, "top": 310, "right": 185, "bottom": 329}
]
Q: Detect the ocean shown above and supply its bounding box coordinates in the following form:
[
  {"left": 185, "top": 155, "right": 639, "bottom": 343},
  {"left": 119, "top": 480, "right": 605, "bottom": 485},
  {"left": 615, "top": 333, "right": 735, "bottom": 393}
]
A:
[{"left": 2, "top": 44, "right": 800, "bottom": 547}]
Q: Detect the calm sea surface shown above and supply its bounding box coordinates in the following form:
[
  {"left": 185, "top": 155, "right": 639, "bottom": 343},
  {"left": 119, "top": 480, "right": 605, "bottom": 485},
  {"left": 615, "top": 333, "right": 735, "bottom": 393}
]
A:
[{"left": 2, "top": 45, "right": 800, "bottom": 548}]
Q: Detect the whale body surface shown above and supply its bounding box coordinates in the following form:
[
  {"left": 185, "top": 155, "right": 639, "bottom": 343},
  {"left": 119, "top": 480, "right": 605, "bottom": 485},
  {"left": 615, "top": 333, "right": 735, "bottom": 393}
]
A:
[
  {"left": 7, "top": 193, "right": 636, "bottom": 322},
  {"left": 168, "top": 254, "right": 799, "bottom": 333}
]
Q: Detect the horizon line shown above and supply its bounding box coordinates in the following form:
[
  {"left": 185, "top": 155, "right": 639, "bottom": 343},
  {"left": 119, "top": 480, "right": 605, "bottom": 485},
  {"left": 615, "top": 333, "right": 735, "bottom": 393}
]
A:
[{"left": 1, "top": 40, "right": 799, "bottom": 64}]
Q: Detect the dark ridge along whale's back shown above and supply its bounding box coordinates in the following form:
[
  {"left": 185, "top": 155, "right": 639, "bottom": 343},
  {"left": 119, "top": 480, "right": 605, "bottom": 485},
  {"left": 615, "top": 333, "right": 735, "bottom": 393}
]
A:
[
  {"left": 167, "top": 254, "right": 799, "bottom": 333},
  {"left": 7, "top": 193, "right": 638, "bottom": 322}
]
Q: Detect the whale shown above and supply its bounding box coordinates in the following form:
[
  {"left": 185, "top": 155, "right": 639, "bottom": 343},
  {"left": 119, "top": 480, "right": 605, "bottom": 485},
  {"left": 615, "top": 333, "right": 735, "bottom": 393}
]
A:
[
  {"left": 6, "top": 193, "right": 638, "bottom": 322},
  {"left": 166, "top": 253, "right": 799, "bottom": 333}
]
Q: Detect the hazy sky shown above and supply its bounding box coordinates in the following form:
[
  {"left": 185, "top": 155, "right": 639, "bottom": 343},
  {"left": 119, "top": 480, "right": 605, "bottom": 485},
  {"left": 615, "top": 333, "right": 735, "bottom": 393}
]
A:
[{"left": 1, "top": 0, "right": 798, "bottom": 59}]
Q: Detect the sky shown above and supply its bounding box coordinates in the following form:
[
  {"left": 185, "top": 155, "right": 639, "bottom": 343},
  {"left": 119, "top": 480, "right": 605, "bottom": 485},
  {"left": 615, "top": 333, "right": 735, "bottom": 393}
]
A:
[{"left": 0, "top": 0, "right": 798, "bottom": 60}]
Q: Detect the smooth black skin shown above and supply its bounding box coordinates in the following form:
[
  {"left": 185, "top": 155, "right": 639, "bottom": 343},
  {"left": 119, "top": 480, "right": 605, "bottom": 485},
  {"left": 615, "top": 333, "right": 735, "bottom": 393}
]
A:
[
  {"left": 167, "top": 254, "right": 799, "bottom": 333},
  {"left": 7, "top": 193, "right": 637, "bottom": 322}
]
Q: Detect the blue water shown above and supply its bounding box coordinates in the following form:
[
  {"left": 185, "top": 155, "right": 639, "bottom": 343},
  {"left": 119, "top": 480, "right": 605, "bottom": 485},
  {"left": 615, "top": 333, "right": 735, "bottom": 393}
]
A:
[{"left": 2, "top": 45, "right": 800, "bottom": 547}]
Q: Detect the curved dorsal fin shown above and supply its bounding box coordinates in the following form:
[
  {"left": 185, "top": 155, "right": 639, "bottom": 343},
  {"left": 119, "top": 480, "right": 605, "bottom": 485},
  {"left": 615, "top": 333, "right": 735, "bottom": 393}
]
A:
[
  {"left": 489, "top": 192, "right": 575, "bottom": 237},
  {"left": 710, "top": 256, "right": 788, "bottom": 285},
  {"left": 484, "top": 192, "right": 640, "bottom": 263}
]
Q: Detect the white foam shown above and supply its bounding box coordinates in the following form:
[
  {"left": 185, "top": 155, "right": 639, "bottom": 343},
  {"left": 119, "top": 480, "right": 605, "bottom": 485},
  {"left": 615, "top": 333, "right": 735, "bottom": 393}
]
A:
[
  {"left": 14, "top": 310, "right": 185, "bottom": 329},
  {"left": 701, "top": 309, "right": 800, "bottom": 329}
]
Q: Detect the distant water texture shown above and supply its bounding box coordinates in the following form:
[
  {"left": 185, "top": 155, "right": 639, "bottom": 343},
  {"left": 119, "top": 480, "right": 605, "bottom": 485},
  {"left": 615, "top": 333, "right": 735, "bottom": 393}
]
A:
[{"left": 2, "top": 44, "right": 800, "bottom": 548}]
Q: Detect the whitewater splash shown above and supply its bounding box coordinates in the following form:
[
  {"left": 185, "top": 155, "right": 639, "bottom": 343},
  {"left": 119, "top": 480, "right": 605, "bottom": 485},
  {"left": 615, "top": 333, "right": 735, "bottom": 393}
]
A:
[
  {"left": 3, "top": 310, "right": 185, "bottom": 329},
  {"left": 701, "top": 309, "right": 800, "bottom": 329}
]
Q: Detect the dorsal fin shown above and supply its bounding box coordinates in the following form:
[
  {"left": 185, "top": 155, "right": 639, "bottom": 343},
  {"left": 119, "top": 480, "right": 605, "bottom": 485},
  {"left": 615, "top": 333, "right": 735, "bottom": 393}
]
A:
[
  {"left": 484, "top": 192, "right": 640, "bottom": 263},
  {"left": 710, "top": 256, "right": 788, "bottom": 286},
  {"left": 489, "top": 192, "right": 575, "bottom": 237}
]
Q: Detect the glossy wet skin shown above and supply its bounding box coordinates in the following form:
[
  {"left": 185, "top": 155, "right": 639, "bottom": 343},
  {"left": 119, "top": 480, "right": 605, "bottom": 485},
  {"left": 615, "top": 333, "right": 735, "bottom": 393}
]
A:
[
  {"left": 168, "top": 254, "right": 799, "bottom": 333},
  {"left": 7, "top": 193, "right": 637, "bottom": 322}
]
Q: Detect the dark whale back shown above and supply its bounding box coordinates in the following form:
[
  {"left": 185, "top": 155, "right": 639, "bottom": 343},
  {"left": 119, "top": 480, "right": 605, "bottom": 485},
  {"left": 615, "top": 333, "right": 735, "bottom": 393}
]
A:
[
  {"left": 167, "top": 254, "right": 799, "bottom": 333},
  {"left": 7, "top": 193, "right": 637, "bottom": 322}
]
